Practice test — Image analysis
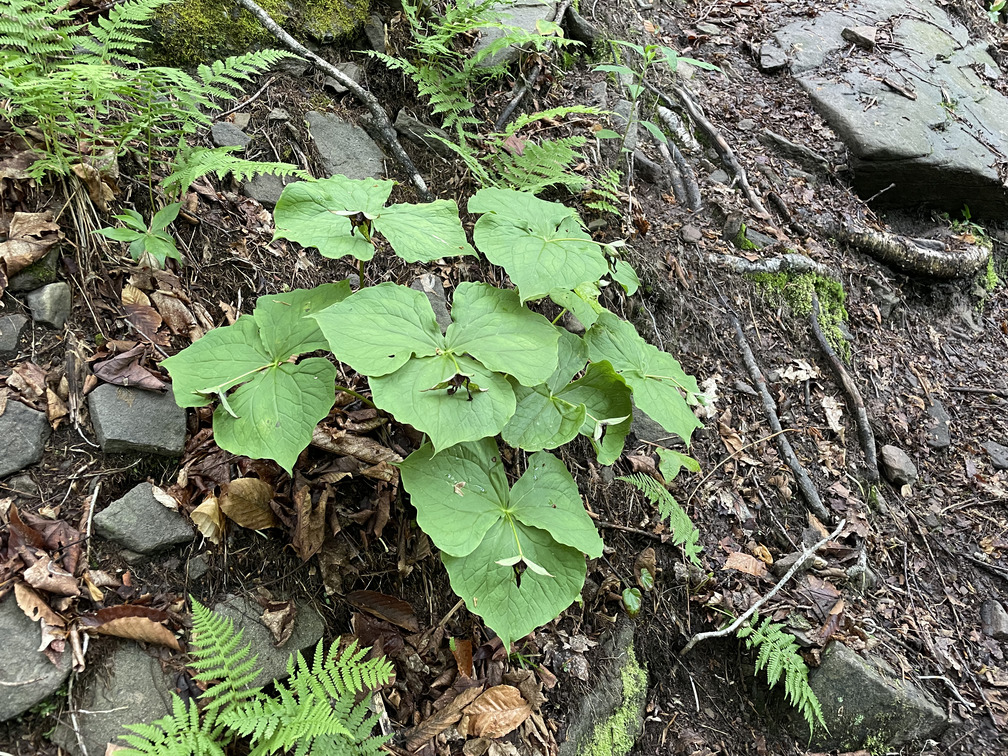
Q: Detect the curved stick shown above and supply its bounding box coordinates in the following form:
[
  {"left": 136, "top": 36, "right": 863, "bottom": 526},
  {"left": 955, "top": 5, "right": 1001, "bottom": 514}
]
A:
[{"left": 234, "top": 0, "right": 433, "bottom": 201}]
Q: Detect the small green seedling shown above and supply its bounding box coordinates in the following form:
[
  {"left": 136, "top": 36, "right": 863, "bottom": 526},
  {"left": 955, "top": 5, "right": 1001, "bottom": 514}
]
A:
[{"left": 95, "top": 202, "right": 182, "bottom": 266}]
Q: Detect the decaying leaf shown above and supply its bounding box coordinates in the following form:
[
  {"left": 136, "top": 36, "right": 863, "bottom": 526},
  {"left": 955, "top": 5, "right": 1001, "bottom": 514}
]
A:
[
  {"left": 463, "top": 685, "right": 532, "bottom": 739},
  {"left": 219, "top": 478, "right": 277, "bottom": 530},
  {"left": 634, "top": 547, "right": 657, "bottom": 591},
  {"left": 24, "top": 555, "right": 80, "bottom": 597},
  {"left": 14, "top": 581, "right": 66, "bottom": 627},
  {"left": 345, "top": 590, "right": 419, "bottom": 633},
  {"left": 191, "top": 494, "right": 225, "bottom": 544},
  {"left": 723, "top": 551, "right": 767, "bottom": 577},
  {"left": 150, "top": 290, "right": 203, "bottom": 341},
  {"left": 92, "top": 345, "right": 166, "bottom": 391},
  {"left": 8, "top": 361, "right": 48, "bottom": 402},
  {"left": 291, "top": 484, "right": 326, "bottom": 562},
  {"left": 0, "top": 212, "right": 61, "bottom": 290},
  {"left": 452, "top": 638, "right": 474, "bottom": 678},
  {"left": 822, "top": 395, "right": 844, "bottom": 434},
  {"left": 260, "top": 600, "right": 296, "bottom": 646},
  {"left": 151, "top": 485, "right": 180, "bottom": 511},
  {"left": 406, "top": 685, "right": 484, "bottom": 751},
  {"left": 79, "top": 605, "right": 180, "bottom": 650}
]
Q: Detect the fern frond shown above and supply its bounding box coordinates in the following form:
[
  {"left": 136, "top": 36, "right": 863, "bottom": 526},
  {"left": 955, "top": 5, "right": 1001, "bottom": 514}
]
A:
[
  {"left": 118, "top": 694, "right": 226, "bottom": 756},
  {"left": 164, "top": 146, "right": 314, "bottom": 196},
  {"left": 78, "top": 0, "right": 174, "bottom": 65},
  {"left": 618, "top": 473, "right": 702, "bottom": 566},
  {"left": 194, "top": 49, "right": 295, "bottom": 102},
  {"left": 738, "top": 614, "right": 827, "bottom": 736},
  {"left": 488, "top": 135, "right": 587, "bottom": 194},
  {"left": 189, "top": 599, "right": 261, "bottom": 714}
]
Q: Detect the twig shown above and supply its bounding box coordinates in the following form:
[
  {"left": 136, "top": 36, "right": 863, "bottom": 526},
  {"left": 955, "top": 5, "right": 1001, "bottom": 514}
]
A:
[
  {"left": 82, "top": 481, "right": 101, "bottom": 566},
  {"left": 730, "top": 311, "right": 831, "bottom": 522},
  {"left": 214, "top": 75, "right": 277, "bottom": 120},
  {"left": 234, "top": 0, "right": 433, "bottom": 201},
  {"left": 681, "top": 518, "right": 845, "bottom": 653},
  {"left": 950, "top": 386, "right": 1008, "bottom": 399},
  {"left": 596, "top": 520, "right": 665, "bottom": 542},
  {"left": 67, "top": 672, "right": 89, "bottom": 756},
  {"left": 810, "top": 293, "right": 879, "bottom": 482}
]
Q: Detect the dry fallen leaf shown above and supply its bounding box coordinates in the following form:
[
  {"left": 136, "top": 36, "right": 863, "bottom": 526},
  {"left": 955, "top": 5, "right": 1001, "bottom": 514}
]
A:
[
  {"left": 24, "top": 555, "right": 80, "bottom": 597},
  {"left": 79, "top": 605, "right": 180, "bottom": 650},
  {"left": 14, "top": 581, "right": 66, "bottom": 627},
  {"left": 0, "top": 212, "right": 61, "bottom": 290},
  {"left": 260, "top": 600, "right": 296, "bottom": 646},
  {"left": 723, "top": 551, "right": 768, "bottom": 577},
  {"left": 220, "top": 478, "right": 277, "bottom": 530},
  {"left": 822, "top": 395, "right": 844, "bottom": 434},
  {"left": 464, "top": 685, "right": 532, "bottom": 739},
  {"left": 191, "top": 494, "right": 225, "bottom": 544},
  {"left": 345, "top": 590, "right": 419, "bottom": 633},
  {"left": 406, "top": 685, "right": 484, "bottom": 751},
  {"left": 291, "top": 484, "right": 326, "bottom": 562}
]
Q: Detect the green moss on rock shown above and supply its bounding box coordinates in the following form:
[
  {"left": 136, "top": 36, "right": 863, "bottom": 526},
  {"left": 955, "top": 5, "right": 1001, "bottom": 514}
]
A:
[
  {"left": 146, "top": 0, "right": 368, "bottom": 67},
  {"left": 751, "top": 270, "right": 851, "bottom": 359},
  {"left": 578, "top": 643, "right": 648, "bottom": 756}
]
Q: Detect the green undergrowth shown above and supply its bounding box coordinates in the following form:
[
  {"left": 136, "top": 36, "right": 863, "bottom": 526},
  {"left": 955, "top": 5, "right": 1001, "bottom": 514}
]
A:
[
  {"left": 750, "top": 270, "right": 850, "bottom": 360},
  {"left": 578, "top": 644, "right": 647, "bottom": 756}
]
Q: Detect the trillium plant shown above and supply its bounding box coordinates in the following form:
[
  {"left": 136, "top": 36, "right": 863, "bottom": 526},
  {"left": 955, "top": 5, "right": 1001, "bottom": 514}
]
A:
[{"left": 162, "top": 175, "right": 704, "bottom": 648}]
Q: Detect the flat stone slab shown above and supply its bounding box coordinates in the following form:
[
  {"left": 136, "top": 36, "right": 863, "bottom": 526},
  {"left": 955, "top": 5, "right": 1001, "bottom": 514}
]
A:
[
  {"left": 94, "top": 482, "right": 194, "bottom": 555},
  {"left": 213, "top": 595, "right": 326, "bottom": 686},
  {"left": 808, "top": 641, "right": 948, "bottom": 750},
  {"left": 772, "top": 0, "right": 1008, "bottom": 218},
  {"left": 0, "top": 400, "right": 51, "bottom": 478},
  {"left": 0, "top": 593, "right": 72, "bottom": 721},
  {"left": 474, "top": 1, "right": 558, "bottom": 67},
  {"left": 305, "top": 112, "right": 384, "bottom": 180},
  {"left": 50, "top": 642, "right": 174, "bottom": 755},
  {"left": 87, "top": 383, "right": 186, "bottom": 455}
]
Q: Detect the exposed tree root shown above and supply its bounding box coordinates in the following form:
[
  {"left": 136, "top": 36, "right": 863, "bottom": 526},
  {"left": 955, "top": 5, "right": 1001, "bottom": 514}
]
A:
[
  {"left": 708, "top": 251, "right": 837, "bottom": 279},
  {"left": 235, "top": 0, "right": 433, "bottom": 201},
  {"left": 730, "top": 311, "right": 831, "bottom": 523},
  {"left": 832, "top": 221, "right": 990, "bottom": 278},
  {"left": 810, "top": 293, "right": 879, "bottom": 483}
]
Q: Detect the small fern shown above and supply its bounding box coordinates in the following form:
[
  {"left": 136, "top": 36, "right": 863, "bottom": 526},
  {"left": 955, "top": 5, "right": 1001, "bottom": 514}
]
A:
[
  {"left": 584, "top": 168, "right": 624, "bottom": 216},
  {"left": 618, "top": 472, "right": 702, "bottom": 566},
  {"left": 118, "top": 599, "right": 392, "bottom": 756},
  {"left": 163, "top": 146, "right": 314, "bottom": 196},
  {"left": 737, "top": 614, "right": 827, "bottom": 737}
]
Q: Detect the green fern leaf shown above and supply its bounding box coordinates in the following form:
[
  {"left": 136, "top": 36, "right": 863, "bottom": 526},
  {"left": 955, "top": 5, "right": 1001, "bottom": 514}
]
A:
[
  {"left": 164, "top": 146, "right": 314, "bottom": 196},
  {"left": 618, "top": 472, "right": 703, "bottom": 566}
]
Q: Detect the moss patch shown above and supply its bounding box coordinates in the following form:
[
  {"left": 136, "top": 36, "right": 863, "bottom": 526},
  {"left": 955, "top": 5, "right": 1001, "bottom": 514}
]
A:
[
  {"left": 750, "top": 270, "right": 850, "bottom": 360},
  {"left": 578, "top": 643, "right": 648, "bottom": 756}
]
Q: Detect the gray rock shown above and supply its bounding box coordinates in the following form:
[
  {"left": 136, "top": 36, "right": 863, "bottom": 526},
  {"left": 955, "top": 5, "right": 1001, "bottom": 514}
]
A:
[
  {"left": 213, "top": 595, "right": 326, "bottom": 685},
  {"left": 394, "top": 112, "right": 455, "bottom": 158},
  {"left": 94, "top": 482, "right": 193, "bottom": 555},
  {"left": 586, "top": 81, "right": 608, "bottom": 109},
  {"left": 87, "top": 383, "right": 186, "bottom": 456},
  {"left": 6, "top": 473, "right": 37, "bottom": 498},
  {"left": 0, "top": 400, "right": 50, "bottom": 478},
  {"left": 232, "top": 112, "right": 251, "bottom": 130},
  {"left": 210, "top": 121, "right": 252, "bottom": 150},
  {"left": 474, "top": 1, "right": 558, "bottom": 67},
  {"left": 363, "top": 13, "right": 386, "bottom": 52},
  {"left": 880, "top": 444, "right": 917, "bottom": 485},
  {"left": 7, "top": 245, "right": 60, "bottom": 293},
  {"left": 630, "top": 406, "right": 673, "bottom": 446},
  {"left": 305, "top": 112, "right": 384, "bottom": 180},
  {"left": 0, "top": 314, "right": 29, "bottom": 356},
  {"left": 26, "top": 282, "right": 71, "bottom": 329},
  {"left": 709, "top": 168, "right": 730, "bottom": 185},
  {"left": 774, "top": 2, "right": 1008, "bottom": 217},
  {"left": 410, "top": 274, "right": 452, "bottom": 334},
  {"left": 841, "top": 25, "right": 876, "bottom": 49},
  {"left": 188, "top": 553, "right": 210, "bottom": 580},
  {"left": 242, "top": 173, "right": 300, "bottom": 209},
  {"left": 323, "top": 61, "right": 363, "bottom": 94},
  {"left": 267, "top": 107, "right": 291, "bottom": 122},
  {"left": 558, "top": 619, "right": 646, "bottom": 756},
  {"left": 50, "top": 642, "right": 174, "bottom": 755},
  {"left": 926, "top": 399, "right": 951, "bottom": 449},
  {"left": 0, "top": 593, "right": 72, "bottom": 721},
  {"left": 759, "top": 42, "right": 788, "bottom": 73},
  {"left": 808, "top": 641, "right": 948, "bottom": 749},
  {"left": 563, "top": 7, "right": 600, "bottom": 48},
  {"left": 981, "top": 600, "right": 1008, "bottom": 640},
  {"left": 983, "top": 440, "right": 1008, "bottom": 470}
]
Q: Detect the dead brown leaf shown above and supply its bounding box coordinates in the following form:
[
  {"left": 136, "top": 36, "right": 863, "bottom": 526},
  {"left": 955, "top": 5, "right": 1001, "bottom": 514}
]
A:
[
  {"left": 452, "top": 638, "right": 474, "bottom": 678},
  {"left": 79, "top": 605, "right": 180, "bottom": 650},
  {"left": 191, "top": 494, "right": 225, "bottom": 544},
  {"left": 24, "top": 555, "right": 80, "bottom": 597},
  {"left": 406, "top": 685, "right": 484, "bottom": 751},
  {"left": 634, "top": 547, "right": 657, "bottom": 591},
  {"left": 14, "top": 581, "right": 65, "bottom": 627},
  {"left": 291, "top": 484, "right": 326, "bottom": 562},
  {"left": 260, "top": 600, "right": 296, "bottom": 646},
  {"left": 220, "top": 478, "right": 277, "bottom": 530},
  {"left": 345, "top": 590, "right": 419, "bottom": 633},
  {"left": 8, "top": 361, "right": 48, "bottom": 403},
  {"left": 723, "top": 551, "right": 768, "bottom": 577},
  {"left": 463, "top": 685, "right": 532, "bottom": 739},
  {"left": 92, "top": 345, "right": 166, "bottom": 392},
  {"left": 0, "top": 212, "right": 61, "bottom": 289},
  {"left": 151, "top": 290, "right": 203, "bottom": 341},
  {"left": 71, "top": 162, "right": 115, "bottom": 210}
]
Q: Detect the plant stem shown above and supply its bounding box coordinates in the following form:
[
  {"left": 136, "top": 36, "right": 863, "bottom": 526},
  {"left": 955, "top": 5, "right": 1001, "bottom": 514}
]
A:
[
  {"left": 335, "top": 384, "right": 376, "bottom": 409},
  {"left": 551, "top": 309, "right": 567, "bottom": 325}
]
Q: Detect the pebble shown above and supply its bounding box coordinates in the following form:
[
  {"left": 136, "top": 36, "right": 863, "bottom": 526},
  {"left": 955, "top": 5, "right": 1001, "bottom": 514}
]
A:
[
  {"left": 981, "top": 600, "right": 1008, "bottom": 641},
  {"left": 880, "top": 444, "right": 917, "bottom": 486},
  {"left": 0, "top": 314, "right": 29, "bottom": 356},
  {"left": 25, "top": 282, "right": 71, "bottom": 329},
  {"left": 983, "top": 440, "right": 1008, "bottom": 470}
]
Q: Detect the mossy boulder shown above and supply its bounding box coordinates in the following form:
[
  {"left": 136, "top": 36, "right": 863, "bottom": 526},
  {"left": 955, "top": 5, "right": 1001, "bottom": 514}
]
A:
[{"left": 145, "top": 0, "right": 370, "bottom": 67}]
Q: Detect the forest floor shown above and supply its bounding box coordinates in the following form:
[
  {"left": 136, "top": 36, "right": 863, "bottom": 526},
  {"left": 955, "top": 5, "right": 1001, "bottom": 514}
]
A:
[{"left": 2, "top": 0, "right": 1008, "bottom": 754}]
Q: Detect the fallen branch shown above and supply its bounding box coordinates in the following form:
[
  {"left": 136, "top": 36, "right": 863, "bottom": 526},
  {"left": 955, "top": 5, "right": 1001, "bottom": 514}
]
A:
[
  {"left": 235, "top": 0, "right": 433, "bottom": 201},
  {"left": 681, "top": 518, "right": 845, "bottom": 653},
  {"left": 810, "top": 292, "right": 879, "bottom": 482},
  {"left": 730, "top": 312, "right": 831, "bottom": 522},
  {"left": 708, "top": 252, "right": 836, "bottom": 279}
]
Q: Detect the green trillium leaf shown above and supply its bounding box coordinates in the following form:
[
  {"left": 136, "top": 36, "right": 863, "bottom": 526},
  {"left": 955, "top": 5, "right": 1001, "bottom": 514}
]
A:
[
  {"left": 273, "top": 175, "right": 392, "bottom": 261},
  {"left": 622, "top": 587, "right": 642, "bottom": 617},
  {"left": 556, "top": 360, "right": 633, "bottom": 465},
  {"left": 403, "top": 439, "right": 601, "bottom": 649},
  {"left": 211, "top": 357, "right": 336, "bottom": 474},
  {"left": 548, "top": 282, "right": 604, "bottom": 330},
  {"left": 377, "top": 200, "right": 476, "bottom": 262},
  {"left": 657, "top": 448, "right": 702, "bottom": 481},
  {"left": 313, "top": 282, "right": 444, "bottom": 377},
  {"left": 370, "top": 354, "right": 515, "bottom": 451},
  {"left": 445, "top": 283, "right": 559, "bottom": 387},
  {"left": 610, "top": 258, "right": 640, "bottom": 296},
  {"left": 585, "top": 311, "right": 702, "bottom": 446},
  {"left": 469, "top": 187, "right": 608, "bottom": 302},
  {"left": 161, "top": 285, "right": 349, "bottom": 473}
]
